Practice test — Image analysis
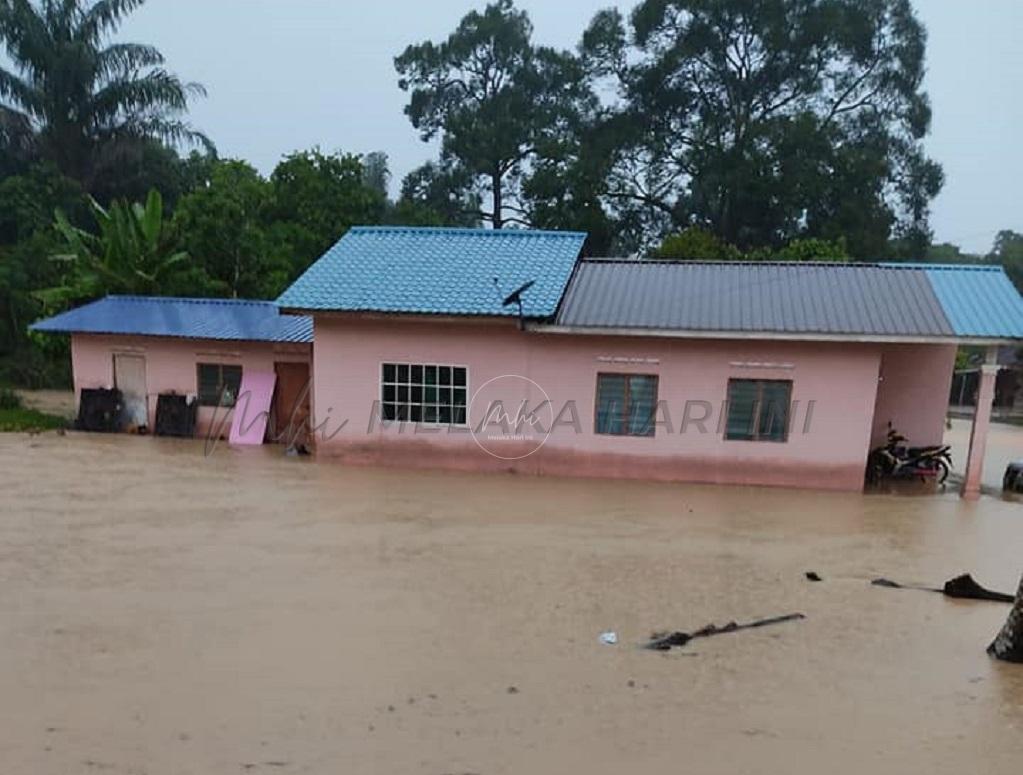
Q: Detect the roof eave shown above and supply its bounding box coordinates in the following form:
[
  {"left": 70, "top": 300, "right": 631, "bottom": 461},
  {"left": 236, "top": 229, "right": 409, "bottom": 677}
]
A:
[
  {"left": 284, "top": 308, "right": 534, "bottom": 326},
  {"left": 29, "top": 327, "right": 312, "bottom": 345},
  {"left": 527, "top": 323, "right": 1020, "bottom": 346}
]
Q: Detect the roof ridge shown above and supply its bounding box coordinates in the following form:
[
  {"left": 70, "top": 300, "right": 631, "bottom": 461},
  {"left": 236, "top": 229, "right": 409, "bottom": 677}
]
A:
[
  {"left": 348, "top": 225, "right": 587, "bottom": 238},
  {"left": 106, "top": 294, "right": 278, "bottom": 307},
  {"left": 581, "top": 259, "right": 1006, "bottom": 271},
  {"left": 582, "top": 259, "right": 886, "bottom": 267},
  {"left": 890, "top": 262, "right": 1003, "bottom": 272}
]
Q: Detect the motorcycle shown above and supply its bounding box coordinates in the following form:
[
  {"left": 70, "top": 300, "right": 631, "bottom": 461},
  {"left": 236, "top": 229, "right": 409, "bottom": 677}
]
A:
[{"left": 866, "top": 424, "right": 952, "bottom": 485}]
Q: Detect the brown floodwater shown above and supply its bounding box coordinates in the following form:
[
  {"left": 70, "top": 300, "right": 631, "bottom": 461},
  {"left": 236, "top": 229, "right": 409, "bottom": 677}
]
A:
[{"left": 1, "top": 430, "right": 1021, "bottom": 774}]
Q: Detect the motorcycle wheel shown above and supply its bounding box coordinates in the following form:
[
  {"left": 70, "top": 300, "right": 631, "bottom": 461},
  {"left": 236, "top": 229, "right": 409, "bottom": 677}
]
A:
[{"left": 936, "top": 459, "right": 950, "bottom": 485}]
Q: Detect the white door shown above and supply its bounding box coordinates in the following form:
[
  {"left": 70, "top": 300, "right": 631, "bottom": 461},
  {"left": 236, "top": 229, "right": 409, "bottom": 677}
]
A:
[{"left": 114, "top": 354, "right": 148, "bottom": 429}]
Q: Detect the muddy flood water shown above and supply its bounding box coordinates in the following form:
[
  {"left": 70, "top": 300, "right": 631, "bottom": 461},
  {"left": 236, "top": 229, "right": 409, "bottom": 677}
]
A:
[{"left": 1, "top": 431, "right": 1021, "bottom": 774}]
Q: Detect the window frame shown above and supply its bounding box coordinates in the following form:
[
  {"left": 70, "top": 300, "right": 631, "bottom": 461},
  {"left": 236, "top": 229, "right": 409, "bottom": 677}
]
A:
[
  {"left": 593, "top": 372, "right": 660, "bottom": 438},
  {"left": 723, "top": 378, "right": 793, "bottom": 443},
  {"left": 378, "top": 361, "right": 470, "bottom": 427},
  {"left": 196, "top": 363, "right": 243, "bottom": 408}
]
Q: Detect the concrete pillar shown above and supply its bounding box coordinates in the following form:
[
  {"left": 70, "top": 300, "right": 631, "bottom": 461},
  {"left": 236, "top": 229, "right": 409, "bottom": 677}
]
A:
[{"left": 961, "top": 347, "right": 999, "bottom": 500}]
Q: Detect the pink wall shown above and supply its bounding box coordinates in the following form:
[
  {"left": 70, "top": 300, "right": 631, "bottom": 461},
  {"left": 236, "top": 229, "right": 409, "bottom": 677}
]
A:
[
  {"left": 870, "top": 343, "right": 957, "bottom": 448},
  {"left": 309, "top": 316, "right": 893, "bottom": 491},
  {"left": 70, "top": 334, "right": 311, "bottom": 438}
]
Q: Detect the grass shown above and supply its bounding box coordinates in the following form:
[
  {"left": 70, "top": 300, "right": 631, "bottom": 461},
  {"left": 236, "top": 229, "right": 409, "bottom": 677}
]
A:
[
  {"left": 0, "top": 406, "right": 67, "bottom": 432},
  {"left": 0, "top": 387, "right": 67, "bottom": 432}
]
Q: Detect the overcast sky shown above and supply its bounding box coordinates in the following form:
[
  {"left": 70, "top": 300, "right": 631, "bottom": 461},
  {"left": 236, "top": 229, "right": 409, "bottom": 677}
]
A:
[{"left": 111, "top": 0, "right": 1023, "bottom": 253}]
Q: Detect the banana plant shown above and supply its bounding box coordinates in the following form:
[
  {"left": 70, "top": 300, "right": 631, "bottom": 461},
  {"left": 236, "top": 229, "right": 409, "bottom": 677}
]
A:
[{"left": 38, "top": 189, "right": 189, "bottom": 308}]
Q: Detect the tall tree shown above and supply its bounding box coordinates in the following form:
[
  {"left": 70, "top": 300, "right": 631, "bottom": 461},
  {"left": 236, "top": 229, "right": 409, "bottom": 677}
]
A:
[
  {"left": 580, "top": 0, "right": 942, "bottom": 256},
  {"left": 0, "top": 0, "right": 209, "bottom": 190},
  {"left": 395, "top": 0, "right": 587, "bottom": 228}
]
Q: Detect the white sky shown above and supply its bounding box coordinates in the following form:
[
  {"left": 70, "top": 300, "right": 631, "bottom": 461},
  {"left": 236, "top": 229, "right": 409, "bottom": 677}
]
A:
[{"left": 73, "top": 1, "right": 1023, "bottom": 253}]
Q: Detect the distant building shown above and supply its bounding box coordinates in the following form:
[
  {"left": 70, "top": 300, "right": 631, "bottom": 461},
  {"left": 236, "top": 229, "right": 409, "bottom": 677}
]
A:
[{"left": 950, "top": 345, "right": 1022, "bottom": 415}]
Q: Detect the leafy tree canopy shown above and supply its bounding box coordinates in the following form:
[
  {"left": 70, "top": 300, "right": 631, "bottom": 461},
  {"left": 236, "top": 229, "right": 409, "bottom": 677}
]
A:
[
  {"left": 172, "top": 159, "right": 284, "bottom": 299},
  {"left": 653, "top": 227, "right": 740, "bottom": 261},
  {"left": 654, "top": 228, "right": 849, "bottom": 262},
  {"left": 0, "top": 0, "right": 210, "bottom": 190},
  {"left": 584, "top": 0, "right": 943, "bottom": 254},
  {"left": 268, "top": 149, "right": 386, "bottom": 271},
  {"left": 41, "top": 189, "right": 199, "bottom": 307},
  {"left": 395, "top": 0, "right": 589, "bottom": 229},
  {"left": 392, "top": 161, "right": 482, "bottom": 228},
  {"left": 989, "top": 230, "right": 1023, "bottom": 294}
]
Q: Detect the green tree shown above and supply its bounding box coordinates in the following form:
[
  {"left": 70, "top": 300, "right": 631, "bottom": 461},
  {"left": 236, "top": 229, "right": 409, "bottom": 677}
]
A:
[
  {"left": 988, "top": 230, "right": 1023, "bottom": 294},
  {"left": 926, "top": 242, "right": 977, "bottom": 265},
  {"left": 653, "top": 227, "right": 740, "bottom": 260},
  {"left": 771, "top": 237, "right": 850, "bottom": 262},
  {"left": 0, "top": 163, "right": 85, "bottom": 384},
  {"left": 395, "top": 0, "right": 587, "bottom": 228},
  {"left": 361, "top": 151, "right": 391, "bottom": 198},
  {"left": 0, "top": 0, "right": 209, "bottom": 189},
  {"left": 269, "top": 149, "right": 386, "bottom": 271},
  {"left": 391, "top": 161, "right": 482, "bottom": 227},
  {"left": 0, "top": 161, "right": 84, "bottom": 243},
  {"left": 580, "top": 0, "right": 942, "bottom": 256},
  {"left": 173, "top": 160, "right": 285, "bottom": 299},
  {"left": 41, "top": 189, "right": 199, "bottom": 305}
]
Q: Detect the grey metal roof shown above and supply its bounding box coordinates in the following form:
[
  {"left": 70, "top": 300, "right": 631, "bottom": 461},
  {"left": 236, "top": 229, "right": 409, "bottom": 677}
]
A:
[
  {"left": 31, "top": 296, "right": 313, "bottom": 343},
  {"left": 554, "top": 261, "right": 962, "bottom": 337}
]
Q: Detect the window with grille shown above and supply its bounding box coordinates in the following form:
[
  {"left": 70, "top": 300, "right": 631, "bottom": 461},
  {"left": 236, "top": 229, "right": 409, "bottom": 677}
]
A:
[
  {"left": 725, "top": 379, "right": 792, "bottom": 442},
  {"left": 594, "top": 373, "right": 658, "bottom": 437},
  {"left": 197, "top": 363, "right": 243, "bottom": 407},
  {"left": 381, "top": 363, "right": 468, "bottom": 425}
]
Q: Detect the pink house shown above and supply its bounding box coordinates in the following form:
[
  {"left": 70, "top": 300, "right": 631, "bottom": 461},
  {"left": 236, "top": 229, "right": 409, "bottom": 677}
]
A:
[
  {"left": 275, "top": 227, "right": 1023, "bottom": 496},
  {"left": 33, "top": 227, "right": 1023, "bottom": 496},
  {"left": 32, "top": 296, "right": 313, "bottom": 441}
]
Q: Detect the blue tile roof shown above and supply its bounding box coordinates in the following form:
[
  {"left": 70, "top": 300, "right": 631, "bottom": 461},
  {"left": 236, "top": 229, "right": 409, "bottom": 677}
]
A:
[
  {"left": 922, "top": 265, "right": 1023, "bottom": 338},
  {"left": 30, "top": 296, "right": 313, "bottom": 343},
  {"left": 276, "top": 226, "right": 587, "bottom": 318}
]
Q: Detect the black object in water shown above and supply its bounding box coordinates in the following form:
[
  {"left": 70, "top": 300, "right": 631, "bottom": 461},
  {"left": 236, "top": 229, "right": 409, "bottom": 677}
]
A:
[
  {"left": 645, "top": 613, "right": 806, "bottom": 651},
  {"left": 76, "top": 388, "right": 123, "bottom": 433},
  {"left": 871, "top": 573, "right": 1013, "bottom": 603},
  {"left": 155, "top": 394, "right": 197, "bottom": 438}
]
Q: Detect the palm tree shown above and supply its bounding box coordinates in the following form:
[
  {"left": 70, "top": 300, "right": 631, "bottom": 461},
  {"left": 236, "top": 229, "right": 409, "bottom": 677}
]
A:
[{"left": 0, "top": 0, "right": 209, "bottom": 187}]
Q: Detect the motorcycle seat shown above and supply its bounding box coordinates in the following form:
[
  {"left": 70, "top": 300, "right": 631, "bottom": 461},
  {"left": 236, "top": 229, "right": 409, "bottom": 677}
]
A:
[{"left": 907, "top": 445, "right": 949, "bottom": 456}]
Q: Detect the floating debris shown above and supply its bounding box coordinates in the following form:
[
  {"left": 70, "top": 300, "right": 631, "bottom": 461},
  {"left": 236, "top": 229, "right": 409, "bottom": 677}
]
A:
[
  {"left": 644, "top": 613, "right": 806, "bottom": 651},
  {"left": 872, "top": 573, "right": 1013, "bottom": 603}
]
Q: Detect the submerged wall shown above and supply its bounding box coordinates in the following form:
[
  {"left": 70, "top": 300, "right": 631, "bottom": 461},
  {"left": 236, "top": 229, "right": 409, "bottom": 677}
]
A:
[
  {"left": 70, "top": 334, "right": 311, "bottom": 439},
  {"left": 309, "top": 316, "right": 894, "bottom": 491}
]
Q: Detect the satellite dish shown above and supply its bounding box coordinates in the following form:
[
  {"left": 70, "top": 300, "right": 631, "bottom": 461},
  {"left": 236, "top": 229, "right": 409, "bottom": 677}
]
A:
[
  {"left": 502, "top": 280, "right": 535, "bottom": 308},
  {"left": 493, "top": 279, "right": 536, "bottom": 330}
]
